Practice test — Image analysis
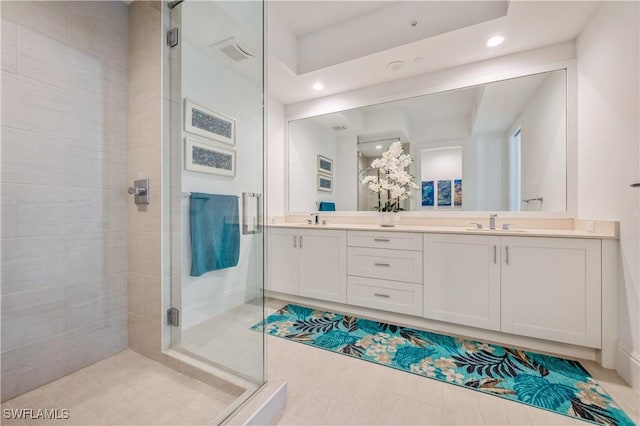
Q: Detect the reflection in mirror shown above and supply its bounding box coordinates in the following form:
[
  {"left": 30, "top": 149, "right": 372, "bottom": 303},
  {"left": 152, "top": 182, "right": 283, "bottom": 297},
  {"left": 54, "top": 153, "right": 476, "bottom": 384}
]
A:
[{"left": 288, "top": 69, "right": 567, "bottom": 213}]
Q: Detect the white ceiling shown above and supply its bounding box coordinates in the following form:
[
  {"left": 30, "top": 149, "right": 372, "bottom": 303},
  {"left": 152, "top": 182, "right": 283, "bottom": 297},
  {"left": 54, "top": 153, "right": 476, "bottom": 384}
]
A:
[
  {"left": 268, "top": 1, "right": 600, "bottom": 105},
  {"left": 269, "top": 1, "right": 394, "bottom": 37},
  {"left": 302, "top": 70, "right": 562, "bottom": 154}
]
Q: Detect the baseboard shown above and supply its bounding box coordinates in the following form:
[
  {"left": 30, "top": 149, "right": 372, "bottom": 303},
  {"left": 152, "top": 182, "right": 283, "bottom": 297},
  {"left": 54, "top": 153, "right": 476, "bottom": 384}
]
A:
[{"left": 616, "top": 340, "right": 640, "bottom": 393}]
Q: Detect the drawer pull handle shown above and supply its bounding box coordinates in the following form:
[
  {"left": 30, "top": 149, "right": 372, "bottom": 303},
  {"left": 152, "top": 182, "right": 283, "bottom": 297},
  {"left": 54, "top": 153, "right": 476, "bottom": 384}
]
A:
[
  {"left": 374, "top": 293, "right": 390, "bottom": 298},
  {"left": 493, "top": 245, "right": 497, "bottom": 264},
  {"left": 374, "top": 262, "right": 390, "bottom": 267},
  {"left": 373, "top": 238, "right": 390, "bottom": 242}
]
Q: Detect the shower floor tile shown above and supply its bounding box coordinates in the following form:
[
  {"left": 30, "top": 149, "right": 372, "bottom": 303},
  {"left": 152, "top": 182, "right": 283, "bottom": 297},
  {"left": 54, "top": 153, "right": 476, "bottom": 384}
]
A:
[
  {"left": 1, "top": 349, "right": 237, "bottom": 425},
  {"left": 179, "top": 299, "right": 265, "bottom": 382}
]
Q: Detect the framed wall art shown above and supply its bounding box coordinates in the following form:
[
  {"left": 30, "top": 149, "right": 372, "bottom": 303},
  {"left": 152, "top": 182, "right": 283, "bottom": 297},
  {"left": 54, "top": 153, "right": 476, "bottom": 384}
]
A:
[
  {"left": 317, "top": 173, "right": 333, "bottom": 192},
  {"left": 185, "top": 138, "right": 236, "bottom": 177},
  {"left": 317, "top": 155, "right": 333, "bottom": 175},
  {"left": 421, "top": 180, "right": 434, "bottom": 206},
  {"left": 437, "top": 180, "right": 451, "bottom": 206},
  {"left": 184, "top": 99, "right": 235, "bottom": 146}
]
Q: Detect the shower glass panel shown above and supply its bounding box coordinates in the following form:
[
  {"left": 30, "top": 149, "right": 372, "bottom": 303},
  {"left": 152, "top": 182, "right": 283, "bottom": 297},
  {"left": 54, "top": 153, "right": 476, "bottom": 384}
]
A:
[{"left": 167, "top": 0, "right": 266, "bottom": 408}]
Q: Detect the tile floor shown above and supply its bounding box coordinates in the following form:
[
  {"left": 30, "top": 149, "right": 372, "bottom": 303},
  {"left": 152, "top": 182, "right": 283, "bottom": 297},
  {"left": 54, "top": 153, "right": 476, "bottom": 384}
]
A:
[
  {"left": 269, "top": 334, "right": 640, "bottom": 425},
  {"left": 179, "top": 300, "right": 265, "bottom": 383},
  {"left": 1, "top": 350, "right": 240, "bottom": 425},
  {"left": 2, "top": 299, "right": 638, "bottom": 426}
]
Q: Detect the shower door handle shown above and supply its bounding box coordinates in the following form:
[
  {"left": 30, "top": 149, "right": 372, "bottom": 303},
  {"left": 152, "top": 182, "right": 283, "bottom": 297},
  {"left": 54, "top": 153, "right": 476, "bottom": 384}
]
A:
[{"left": 242, "top": 192, "right": 262, "bottom": 235}]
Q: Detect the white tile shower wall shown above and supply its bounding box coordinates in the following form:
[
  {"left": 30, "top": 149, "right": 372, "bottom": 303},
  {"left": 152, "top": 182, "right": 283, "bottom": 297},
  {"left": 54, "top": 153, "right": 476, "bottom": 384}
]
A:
[{"left": 0, "top": 1, "right": 129, "bottom": 401}]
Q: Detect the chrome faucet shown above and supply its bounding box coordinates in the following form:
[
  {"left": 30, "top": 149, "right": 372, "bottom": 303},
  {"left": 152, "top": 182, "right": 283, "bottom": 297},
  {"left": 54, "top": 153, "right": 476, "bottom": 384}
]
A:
[
  {"left": 489, "top": 213, "right": 497, "bottom": 230},
  {"left": 310, "top": 213, "right": 319, "bottom": 225}
]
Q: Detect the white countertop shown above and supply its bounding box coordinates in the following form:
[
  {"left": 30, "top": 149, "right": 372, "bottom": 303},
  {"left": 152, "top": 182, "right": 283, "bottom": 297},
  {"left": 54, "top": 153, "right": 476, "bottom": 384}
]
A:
[{"left": 268, "top": 222, "right": 618, "bottom": 239}]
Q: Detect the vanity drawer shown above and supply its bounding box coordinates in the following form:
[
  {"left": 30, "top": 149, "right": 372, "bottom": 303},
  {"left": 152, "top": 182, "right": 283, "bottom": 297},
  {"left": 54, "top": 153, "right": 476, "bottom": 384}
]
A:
[
  {"left": 347, "top": 231, "right": 422, "bottom": 251},
  {"left": 347, "top": 247, "right": 423, "bottom": 284},
  {"left": 347, "top": 276, "right": 423, "bottom": 316}
]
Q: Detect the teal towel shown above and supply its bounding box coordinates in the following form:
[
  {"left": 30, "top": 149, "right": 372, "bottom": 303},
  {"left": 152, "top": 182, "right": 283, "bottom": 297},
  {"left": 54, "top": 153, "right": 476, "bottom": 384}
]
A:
[
  {"left": 318, "top": 202, "right": 335, "bottom": 211},
  {"left": 190, "top": 193, "right": 240, "bottom": 276}
]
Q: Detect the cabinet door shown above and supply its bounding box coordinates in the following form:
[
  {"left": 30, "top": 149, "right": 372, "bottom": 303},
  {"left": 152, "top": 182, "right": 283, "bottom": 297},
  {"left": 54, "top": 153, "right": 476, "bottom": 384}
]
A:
[
  {"left": 423, "top": 234, "right": 501, "bottom": 331},
  {"left": 501, "top": 237, "right": 601, "bottom": 347},
  {"left": 266, "top": 228, "right": 299, "bottom": 295},
  {"left": 299, "top": 229, "right": 347, "bottom": 303}
]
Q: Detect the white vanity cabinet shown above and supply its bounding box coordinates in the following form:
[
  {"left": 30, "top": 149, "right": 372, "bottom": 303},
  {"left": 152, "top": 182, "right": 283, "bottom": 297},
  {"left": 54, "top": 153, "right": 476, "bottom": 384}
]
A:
[
  {"left": 423, "top": 234, "right": 501, "bottom": 331},
  {"left": 267, "top": 227, "right": 347, "bottom": 303},
  {"left": 267, "top": 228, "right": 300, "bottom": 295},
  {"left": 268, "top": 224, "right": 611, "bottom": 360},
  {"left": 501, "top": 237, "right": 601, "bottom": 347},
  {"left": 346, "top": 231, "right": 423, "bottom": 315},
  {"left": 423, "top": 233, "right": 602, "bottom": 347}
]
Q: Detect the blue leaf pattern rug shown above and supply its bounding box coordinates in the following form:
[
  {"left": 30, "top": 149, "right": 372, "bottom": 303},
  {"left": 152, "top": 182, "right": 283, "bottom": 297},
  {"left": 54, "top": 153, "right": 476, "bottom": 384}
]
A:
[{"left": 252, "top": 304, "right": 636, "bottom": 426}]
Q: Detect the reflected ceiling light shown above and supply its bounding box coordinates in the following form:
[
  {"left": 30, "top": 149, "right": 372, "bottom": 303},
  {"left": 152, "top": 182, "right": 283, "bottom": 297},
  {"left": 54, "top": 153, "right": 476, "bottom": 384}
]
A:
[
  {"left": 376, "top": 145, "right": 383, "bottom": 149},
  {"left": 486, "top": 35, "right": 504, "bottom": 47},
  {"left": 312, "top": 82, "right": 325, "bottom": 91},
  {"left": 387, "top": 61, "right": 404, "bottom": 71}
]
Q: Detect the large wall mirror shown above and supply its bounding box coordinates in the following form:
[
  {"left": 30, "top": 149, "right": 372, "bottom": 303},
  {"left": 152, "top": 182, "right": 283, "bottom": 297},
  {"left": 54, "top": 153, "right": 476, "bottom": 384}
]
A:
[{"left": 288, "top": 69, "right": 567, "bottom": 213}]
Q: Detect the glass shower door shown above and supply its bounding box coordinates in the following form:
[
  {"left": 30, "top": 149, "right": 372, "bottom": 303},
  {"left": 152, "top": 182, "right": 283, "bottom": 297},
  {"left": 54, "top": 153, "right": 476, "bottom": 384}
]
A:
[{"left": 167, "top": 0, "right": 265, "bottom": 394}]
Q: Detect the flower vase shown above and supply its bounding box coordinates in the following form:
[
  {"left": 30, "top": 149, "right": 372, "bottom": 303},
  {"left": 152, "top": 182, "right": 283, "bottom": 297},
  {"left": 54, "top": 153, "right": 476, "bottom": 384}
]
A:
[{"left": 378, "top": 212, "right": 400, "bottom": 227}]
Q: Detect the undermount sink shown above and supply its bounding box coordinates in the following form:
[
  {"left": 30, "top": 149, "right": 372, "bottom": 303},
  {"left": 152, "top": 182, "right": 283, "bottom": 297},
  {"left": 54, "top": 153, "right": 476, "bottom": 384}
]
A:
[{"left": 464, "top": 228, "right": 528, "bottom": 233}]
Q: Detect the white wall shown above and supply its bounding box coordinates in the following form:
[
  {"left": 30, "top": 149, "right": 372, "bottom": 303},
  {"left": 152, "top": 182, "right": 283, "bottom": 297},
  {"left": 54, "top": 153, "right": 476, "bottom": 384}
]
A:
[
  {"left": 1, "top": 1, "right": 129, "bottom": 400},
  {"left": 512, "top": 72, "right": 567, "bottom": 211},
  {"left": 180, "top": 37, "right": 263, "bottom": 328},
  {"left": 577, "top": 1, "right": 639, "bottom": 391},
  {"left": 288, "top": 120, "right": 337, "bottom": 212},
  {"left": 335, "top": 134, "right": 358, "bottom": 211},
  {"left": 268, "top": 97, "right": 286, "bottom": 218}
]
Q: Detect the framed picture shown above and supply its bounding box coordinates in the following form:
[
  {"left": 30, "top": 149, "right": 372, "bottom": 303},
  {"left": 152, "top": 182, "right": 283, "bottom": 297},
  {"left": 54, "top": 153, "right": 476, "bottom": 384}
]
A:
[
  {"left": 437, "top": 180, "right": 452, "bottom": 206},
  {"left": 185, "top": 138, "right": 235, "bottom": 177},
  {"left": 421, "top": 181, "right": 434, "bottom": 206},
  {"left": 317, "top": 155, "right": 333, "bottom": 175},
  {"left": 184, "top": 99, "right": 235, "bottom": 146},
  {"left": 454, "top": 179, "right": 463, "bottom": 206},
  {"left": 317, "top": 173, "right": 333, "bottom": 192}
]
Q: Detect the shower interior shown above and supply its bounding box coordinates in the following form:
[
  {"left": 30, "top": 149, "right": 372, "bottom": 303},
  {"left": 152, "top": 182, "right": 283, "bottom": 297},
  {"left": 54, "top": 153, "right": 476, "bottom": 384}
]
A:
[{"left": 0, "top": 0, "right": 266, "bottom": 424}]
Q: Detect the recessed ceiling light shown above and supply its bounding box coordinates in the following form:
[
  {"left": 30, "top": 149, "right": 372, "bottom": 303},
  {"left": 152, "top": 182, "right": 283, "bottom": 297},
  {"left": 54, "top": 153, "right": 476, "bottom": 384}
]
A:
[
  {"left": 486, "top": 35, "right": 504, "bottom": 47},
  {"left": 312, "top": 82, "right": 324, "bottom": 91},
  {"left": 376, "top": 145, "right": 383, "bottom": 150},
  {"left": 387, "top": 61, "right": 404, "bottom": 71}
]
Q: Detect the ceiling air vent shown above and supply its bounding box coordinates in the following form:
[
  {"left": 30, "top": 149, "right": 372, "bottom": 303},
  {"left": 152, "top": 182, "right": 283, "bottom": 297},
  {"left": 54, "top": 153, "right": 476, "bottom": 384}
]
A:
[
  {"left": 210, "top": 37, "right": 254, "bottom": 62},
  {"left": 332, "top": 124, "right": 347, "bottom": 131}
]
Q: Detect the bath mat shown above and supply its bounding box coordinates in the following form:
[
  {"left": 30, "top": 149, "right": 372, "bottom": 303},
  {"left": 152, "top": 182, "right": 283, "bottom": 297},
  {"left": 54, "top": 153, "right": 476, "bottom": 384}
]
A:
[{"left": 252, "top": 304, "right": 636, "bottom": 426}]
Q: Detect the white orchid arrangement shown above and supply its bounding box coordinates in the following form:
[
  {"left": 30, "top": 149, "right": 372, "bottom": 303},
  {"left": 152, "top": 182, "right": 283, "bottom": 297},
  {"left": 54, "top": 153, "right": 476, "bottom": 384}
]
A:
[{"left": 361, "top": 141, "right": 419, "bottom": 212}]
